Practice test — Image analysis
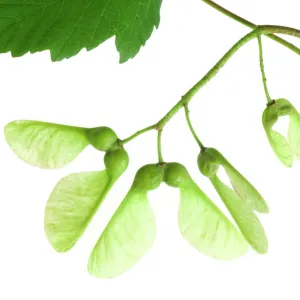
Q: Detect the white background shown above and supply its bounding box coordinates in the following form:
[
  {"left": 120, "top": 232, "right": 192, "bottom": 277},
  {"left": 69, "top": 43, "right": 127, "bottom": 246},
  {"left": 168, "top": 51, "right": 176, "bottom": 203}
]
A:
[{"left": 1, "top": 0, "right": 300, "bottom": 299}]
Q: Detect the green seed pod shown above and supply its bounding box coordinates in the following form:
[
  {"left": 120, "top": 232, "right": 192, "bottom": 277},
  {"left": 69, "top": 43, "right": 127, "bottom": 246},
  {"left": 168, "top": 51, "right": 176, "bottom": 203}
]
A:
[
  {"left": 104, "top": 148, "right": 129, "bottom": 180},
  {"left": 263, "top": 99, "right": 295, "bottom": 130},
  {"left": 87, "top": 127, "right": 118, "bottom": 151},
  {"left": 262, "top": 99, "right": 297, "bottom": 167},
  {"left": 262, "top": 102, "right": 279, "bottom": 130},
  {"left": 164, "top": 163, "right": 191, "bottom": 188},
  {"left": 276, "top": 98, "right": 295, "bottom": 117},
  {"left": 133, "top": 164, "right": 164, "bottom": 191},
  {"left": 197, "top": 148, "right": 222, "bottom": 178}
]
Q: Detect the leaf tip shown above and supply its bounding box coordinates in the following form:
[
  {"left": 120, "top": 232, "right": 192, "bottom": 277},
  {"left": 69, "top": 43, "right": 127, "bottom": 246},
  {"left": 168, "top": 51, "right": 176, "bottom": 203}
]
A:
[{"left": 119, "top": 54, "right": 130, "bottom": 64}]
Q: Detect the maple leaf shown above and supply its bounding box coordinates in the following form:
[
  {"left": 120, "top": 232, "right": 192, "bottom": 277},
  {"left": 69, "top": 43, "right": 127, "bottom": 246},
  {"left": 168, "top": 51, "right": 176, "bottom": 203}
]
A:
[{"left": 0, "top": 0, "right": 162, "bottom": 62}]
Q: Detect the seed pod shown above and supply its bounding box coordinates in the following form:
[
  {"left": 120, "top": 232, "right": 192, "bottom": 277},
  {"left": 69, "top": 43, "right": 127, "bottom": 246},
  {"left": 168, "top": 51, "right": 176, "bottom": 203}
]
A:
[
  {"left": 262, "top": 99, "right": 295, "bottom": 167},
  {"left": 164, "top": 163, "right": 191, "bottom": 188},
  {"left": 104, "top": 148, "right": 129, "bottom": 180},
  {"left": 276, "top": 98, "right": 295, "bottom": 117},
  {"left": 262, "top": 103, "right": 279, "bottom": 130},
  {"left": 164, "top": 162, "right": 249, "bottom": 260},
  {"left": 87, "top": 127, "right": 118, "bottom": 151},
  {"left": 197, "top": 148, "right": 222, "bottom": 178},
  {"left": 133, "top": 164, "right": 164, "bottom": 191}
]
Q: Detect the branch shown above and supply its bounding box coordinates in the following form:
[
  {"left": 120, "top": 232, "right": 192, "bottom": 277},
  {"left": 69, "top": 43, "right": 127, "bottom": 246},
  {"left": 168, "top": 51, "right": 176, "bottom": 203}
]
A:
[
  {"left": 202, "top": 0, "right": 300, "bottom": 56},
  {"left": 156, "top": 25, "right": 300, "bottom": 129},
  {"left": 122, "top": 25, "right": 300, "bottom": 145}
]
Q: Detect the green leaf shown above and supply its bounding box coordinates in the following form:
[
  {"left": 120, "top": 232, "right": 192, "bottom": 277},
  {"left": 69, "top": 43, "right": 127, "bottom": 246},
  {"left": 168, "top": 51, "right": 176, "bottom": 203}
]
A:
[
  {"left": 289, "top": 113, "right": 300, "bottom": 159},
  {"left": 45, "top": 171, "right": 112, "bottom": 252},
  {"left": 223, "top": 161, "right": 269, "bottom": 213},
  {"left": 4, "top": 120, "right": 89, "bottom": 168},
  {"left": 88, "top": 188, "right": 156, "bottom": 278},
  {"left": 0, "top": 0, "right": 162, "bottom": 63},
  {"left": 266, "top": 129, "right": 293, "bottom": 167},
  {"left": 211, "top": 176, "right": 268, "bottom": 254},
  {"left": 178, "top": 180, "right": 248, "bottom": 260}
]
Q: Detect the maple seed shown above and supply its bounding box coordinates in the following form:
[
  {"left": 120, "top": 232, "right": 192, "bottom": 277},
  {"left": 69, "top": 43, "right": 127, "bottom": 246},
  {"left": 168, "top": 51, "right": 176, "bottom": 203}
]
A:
[
  {"left": 164, "top": 163, "right": 191, "bottom": 188},
  {"left": 104, "top": 148, "right": 129, "bottom": 180},
  {"left": 198, "top": 148, "right": 222, "bottom": 178},
  {"left": 87, "top": 127, "right": 118, "bottom": 151},
  {"left": 133, "top": 164, "right": 164, "bottom": 191},
  {"left": 262, "top": 98, "right": 300, "bottom": 167}
]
